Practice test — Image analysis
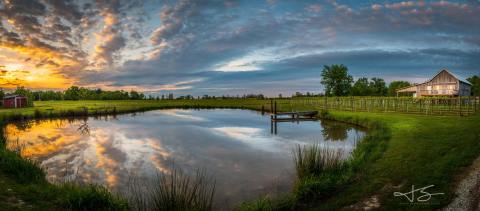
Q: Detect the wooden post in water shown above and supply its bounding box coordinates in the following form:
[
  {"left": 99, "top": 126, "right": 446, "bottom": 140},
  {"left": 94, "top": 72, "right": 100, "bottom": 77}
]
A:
[
  {"left": 270, "top": 115, "right": 273, "bottom": 134},
  {"left": 274, "top": 120, "right": 277, "bottom": 134},
  {"left": 274, "top": 101, "right": 277, "bottom": 119},
  {"left": 261, "top": 105, "right": 265, "bottom": 115},
  {"left": 270, "top": 99, "right": 273, "bottom": 113}
]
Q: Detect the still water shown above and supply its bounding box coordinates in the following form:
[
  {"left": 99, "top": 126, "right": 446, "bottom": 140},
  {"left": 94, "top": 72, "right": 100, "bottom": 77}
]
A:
[{"left": 5, "top": 109, "right": 365, "bottom": 208}]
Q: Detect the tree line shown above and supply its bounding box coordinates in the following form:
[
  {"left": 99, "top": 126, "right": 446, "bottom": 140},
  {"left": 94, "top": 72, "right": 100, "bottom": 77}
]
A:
[
  {"left": 0, "top": 86, "right": 148, "bottom": 104},
  {"left": 321, "top": 64, "right": 480, "bottom": 96}
]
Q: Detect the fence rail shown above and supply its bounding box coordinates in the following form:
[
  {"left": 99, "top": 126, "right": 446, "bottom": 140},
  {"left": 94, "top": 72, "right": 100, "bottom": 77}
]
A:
[{"left": 265, "top": 97, "right": 479, "bottom": 116}]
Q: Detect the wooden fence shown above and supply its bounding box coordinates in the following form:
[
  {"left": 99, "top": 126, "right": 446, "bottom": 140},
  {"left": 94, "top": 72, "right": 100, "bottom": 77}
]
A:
[{"left": 268, "top": 96, "right": 479, "bottom": 116}]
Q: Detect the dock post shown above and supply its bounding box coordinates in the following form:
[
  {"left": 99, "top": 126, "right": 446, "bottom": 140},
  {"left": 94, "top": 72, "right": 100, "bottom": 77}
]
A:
[
  {"left": 261, "top": 105, "right": 265, "bottom": 115},
  {"left": 274, "top": 101, "right": 277, "bottom": 119},
  {"left": 270, "top": 115, "right": 273, "bottom": 134},
  {"left": 270, "top": 99, "right": 273, "bottom": 113},
  {"left": 274, "top": 120, "right": 277, "bottom": 134}
]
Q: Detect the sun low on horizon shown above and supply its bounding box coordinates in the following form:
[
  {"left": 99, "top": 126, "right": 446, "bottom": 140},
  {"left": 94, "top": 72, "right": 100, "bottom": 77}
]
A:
[{"left": 0, "top": 0, "right": 479, "bottom": 95}]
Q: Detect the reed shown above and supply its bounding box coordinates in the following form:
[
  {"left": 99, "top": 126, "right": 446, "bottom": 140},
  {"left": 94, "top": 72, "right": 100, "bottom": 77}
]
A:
[
  {"left": 127, "top": 168, "right": 216, "bottom": 211},
  {"left": 293, "top": 144, "right": 346, "bottom": 180}
]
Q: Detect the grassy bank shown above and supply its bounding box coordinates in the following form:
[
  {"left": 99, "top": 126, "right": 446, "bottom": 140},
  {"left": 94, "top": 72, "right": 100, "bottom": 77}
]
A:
[
  {"left": 0, "top": 129, "right": 129, "bottom": 210},
  {"left": 0, "top": 99, "right": 479, "bottom": 210},
  {"left": 316, "top": 111, "right": 480, "bottom": 210}
]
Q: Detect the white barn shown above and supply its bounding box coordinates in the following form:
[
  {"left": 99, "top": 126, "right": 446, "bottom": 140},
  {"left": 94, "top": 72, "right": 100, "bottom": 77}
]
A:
[{"left": 396, "top": 69, "right": 472, "bottom": 97}]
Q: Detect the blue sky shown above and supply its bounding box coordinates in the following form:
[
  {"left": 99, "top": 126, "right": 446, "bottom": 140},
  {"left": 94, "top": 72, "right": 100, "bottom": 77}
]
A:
[{"left": 0, "top": 0, "right": 479, "bottom": 96}]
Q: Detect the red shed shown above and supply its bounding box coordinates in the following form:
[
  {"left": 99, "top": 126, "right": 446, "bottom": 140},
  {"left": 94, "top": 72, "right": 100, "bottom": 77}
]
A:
[{"left": 3, "top": 95, "right": 28, "bottom": 108}]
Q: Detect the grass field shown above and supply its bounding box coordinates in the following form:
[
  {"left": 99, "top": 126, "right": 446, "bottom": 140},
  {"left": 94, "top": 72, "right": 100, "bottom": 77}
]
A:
[{"left": 0, "top": 99, "right": 479, "bottom": 210}]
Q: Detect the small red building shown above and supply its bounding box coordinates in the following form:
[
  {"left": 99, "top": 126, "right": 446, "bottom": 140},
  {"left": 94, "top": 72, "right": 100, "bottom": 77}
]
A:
[{"left": 3, "top": 95, "right": 28, "bottom": 108}]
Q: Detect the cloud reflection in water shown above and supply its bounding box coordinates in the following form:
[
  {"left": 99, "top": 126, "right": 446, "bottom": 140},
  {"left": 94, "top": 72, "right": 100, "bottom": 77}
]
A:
[{"left": 4, "top": 109, "right": 365, "bottom": 208}]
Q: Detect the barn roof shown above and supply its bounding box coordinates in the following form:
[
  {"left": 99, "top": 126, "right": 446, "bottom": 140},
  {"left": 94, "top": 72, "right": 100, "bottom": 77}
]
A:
[
  {"left": 431, "top": 69, "right": 472, "bottom": 85},
  {"left": 396, "top": 69, "right": 472, "bottom": 92},
  {"left": 4, "top": 95, "right": 27, "bottom": 99}
]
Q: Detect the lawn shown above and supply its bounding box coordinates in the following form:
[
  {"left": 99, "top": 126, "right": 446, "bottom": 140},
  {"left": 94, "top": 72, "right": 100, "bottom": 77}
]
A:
[
  {"left": 0, "top": 99, "right": 479, "bottom": 210},
  {"left": 317, "top": 111, "right": 480, "bottom": 210}
]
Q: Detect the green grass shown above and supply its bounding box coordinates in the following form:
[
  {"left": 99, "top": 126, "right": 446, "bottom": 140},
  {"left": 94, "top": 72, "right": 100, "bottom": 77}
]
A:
[
  {"left": 293, "top": 144, "right": 347, "bottom": 180},
  {"left": 0, "top": 99, "right": 479, "bottom": 210},
  {"left": 314, "top": 111, "right": 480, "bottom": 210},
  {"left": 292, "top": 144, "right": 351, "bottom": 202}
]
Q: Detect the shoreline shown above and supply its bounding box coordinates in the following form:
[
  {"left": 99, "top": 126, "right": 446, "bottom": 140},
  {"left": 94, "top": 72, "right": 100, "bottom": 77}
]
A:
[{"left": 0, "top": 100, "right": 478, "bottom": 210}]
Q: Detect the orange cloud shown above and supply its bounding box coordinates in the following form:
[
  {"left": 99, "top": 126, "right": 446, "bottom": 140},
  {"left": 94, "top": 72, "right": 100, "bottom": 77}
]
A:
[{"left": 0, "top": 43, "right": 78, "bottom": 88}]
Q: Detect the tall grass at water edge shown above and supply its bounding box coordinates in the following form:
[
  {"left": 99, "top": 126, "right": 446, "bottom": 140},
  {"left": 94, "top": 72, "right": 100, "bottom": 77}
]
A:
[
  {"left": 126, "top": 168, "right": 216, "bottom": 211},
  {"left": 293, "top": 144, "right": 348, "bottom": 180}
]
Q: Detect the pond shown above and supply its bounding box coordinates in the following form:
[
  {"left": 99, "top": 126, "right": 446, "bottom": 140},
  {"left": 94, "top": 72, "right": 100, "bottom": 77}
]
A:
[{"left": 4, "top": 109, "right": 366, "bottom": 209}]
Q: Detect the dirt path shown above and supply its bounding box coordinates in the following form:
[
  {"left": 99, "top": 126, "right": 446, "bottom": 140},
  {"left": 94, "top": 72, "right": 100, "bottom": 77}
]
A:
[{"left": 445, "top": 157, "right": 480, "bottom": 211}]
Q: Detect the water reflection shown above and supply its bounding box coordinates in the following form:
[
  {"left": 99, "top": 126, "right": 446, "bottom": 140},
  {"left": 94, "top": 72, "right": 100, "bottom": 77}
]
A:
[
  {"left": 4, "top": 109, "right": 366, "bottom": 209},
  {"left": 320, "top": 120, "right": 354, "bottom": 141}
]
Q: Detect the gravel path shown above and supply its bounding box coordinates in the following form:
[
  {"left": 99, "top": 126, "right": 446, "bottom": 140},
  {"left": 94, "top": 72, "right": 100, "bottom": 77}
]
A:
[{"left": 445, "top": 157, "right": 480, "bottom": 211}]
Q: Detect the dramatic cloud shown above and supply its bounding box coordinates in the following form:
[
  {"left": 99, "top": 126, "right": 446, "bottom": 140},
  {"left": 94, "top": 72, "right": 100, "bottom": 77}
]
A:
[{"left": 0, "top": 0, "right": 479, "bottom": 94}]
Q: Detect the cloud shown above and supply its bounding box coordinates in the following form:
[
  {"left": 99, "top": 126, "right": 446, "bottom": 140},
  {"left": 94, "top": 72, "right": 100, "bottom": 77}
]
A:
[
  {"left": 305, "top": 4, "right": 323, "bottom": 13},
  {"left": 0, "top": 0, "right": 479, "bottom": 94},
  {"left": 92, "top": 12, "right": 126, "bottom": 68}
]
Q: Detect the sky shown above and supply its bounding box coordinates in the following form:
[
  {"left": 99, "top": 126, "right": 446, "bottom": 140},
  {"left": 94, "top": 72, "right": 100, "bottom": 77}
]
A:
[{"left": 0, "top": 0, "right": 479, "bottom": 96}]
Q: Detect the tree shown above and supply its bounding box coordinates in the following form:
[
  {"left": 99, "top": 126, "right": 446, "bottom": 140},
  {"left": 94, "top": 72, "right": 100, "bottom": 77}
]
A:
[
  {"left": 351, "top": 77, "right": 370, "bottom": 96},
  {"left": 467, "top": 75, "right": 480, "bottom": 96},
  {"left": 369, "top": 77, "right": 387, "bottom": 96},
  {"left": 64, "top": 86, "right": 80, "bottom": 100},
  {"left": 321, "top": 64, "right": 353, "bottom": 96},
  {"left": 388, "top": 81, "right": 411, "bottom": 96},
  {"left": 129, "top": 90, "right": 142, "bottom": 100}
]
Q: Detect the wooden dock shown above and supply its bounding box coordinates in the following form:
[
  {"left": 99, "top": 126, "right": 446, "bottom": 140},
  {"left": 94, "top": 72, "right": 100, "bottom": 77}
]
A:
[
  {"left": 270, "top": 111, "right": 318, "bottom": 121},
  {"left": 266, "top": 100, "right": 319, "bottom": 134},
  {"left": 270, "top": 110, "right": 318, "bottom": 134}
]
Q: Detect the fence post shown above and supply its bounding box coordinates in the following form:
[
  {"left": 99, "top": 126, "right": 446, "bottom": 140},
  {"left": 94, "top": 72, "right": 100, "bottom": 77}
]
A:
[
  {"left": 468, "top": 96, "right": 471, "bottom": 115},
  {"left": 475, "top": 96, "right": 478, "bottom": 113},
  {"left": 458, "top": 96, "right": 462, "bottom": 116}
]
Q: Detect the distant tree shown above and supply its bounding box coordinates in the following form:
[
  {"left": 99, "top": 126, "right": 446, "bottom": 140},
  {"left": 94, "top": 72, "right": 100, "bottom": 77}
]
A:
[
  {"left": 321, "top": 64, "right": 353, "bottom": 96},
  {"left": 351, "top": 77, "right": 370, "bottom": 96},
  {"left": 467, "top": 75, "right": 480, "bottom": 96},
  {"left": 78, "top": 87, "right": 91, "bottom": 99},
  {"left": 64, "top": 86, "right": 80, "bottom": 100},
  {"left": 278, "top": 94, "right": 282, "bottom": 98},
  {"left": 369, "top": 77, "right": 387, "bottom": 96},
  {"left": 33, "top": 90, "right": 64, "bottom": 101},
  {"left": 95, "top": 88, "right": 102, "bottom": 95},
  {"left": 388, "top": 81, "right": 411, "bottom": 96},
  {"left": 129, "top": 90, "right": 142, "bottom": 100}
]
